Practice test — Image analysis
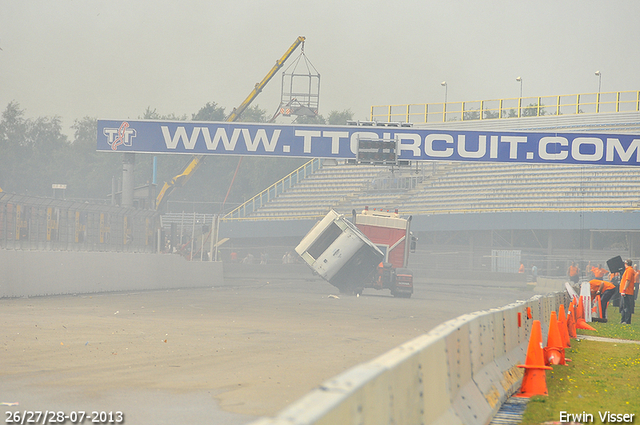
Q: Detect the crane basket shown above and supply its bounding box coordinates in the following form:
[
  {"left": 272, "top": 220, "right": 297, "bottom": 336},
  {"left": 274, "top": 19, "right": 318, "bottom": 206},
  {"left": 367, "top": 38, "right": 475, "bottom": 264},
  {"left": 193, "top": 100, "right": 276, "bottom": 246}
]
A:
[{"left": 278, "top": 46, "right": 320, "bottom": 117}]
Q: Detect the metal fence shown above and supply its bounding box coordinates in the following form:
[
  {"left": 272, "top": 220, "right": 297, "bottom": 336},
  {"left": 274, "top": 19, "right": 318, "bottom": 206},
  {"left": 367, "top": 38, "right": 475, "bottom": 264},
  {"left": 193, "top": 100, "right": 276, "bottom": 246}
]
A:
[
  {"left": 371, "top": 90, "right": 640, "bottom": 123},
  {"left": 0, "top": 192, "right": 159, "bottom": 252}
]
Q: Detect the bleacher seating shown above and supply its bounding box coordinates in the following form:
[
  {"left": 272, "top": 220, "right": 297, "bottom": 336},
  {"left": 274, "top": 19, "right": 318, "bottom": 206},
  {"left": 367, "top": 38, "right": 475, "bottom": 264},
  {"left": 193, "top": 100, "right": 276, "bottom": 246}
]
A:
[
  {"left": 250, "top": 162, "right": 382, "bottom": 218},
  {"left": 244, "top": 160, "right": 640, "bottom": 218},
  {"left": 233, "top": 111, "right": 640, "bottom": 219}
]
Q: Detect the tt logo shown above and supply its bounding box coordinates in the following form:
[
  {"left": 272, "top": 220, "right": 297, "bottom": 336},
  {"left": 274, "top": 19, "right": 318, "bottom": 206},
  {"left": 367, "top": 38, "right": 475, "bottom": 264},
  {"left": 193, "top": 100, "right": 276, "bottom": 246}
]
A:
[{"left": 103, "top": 122, "right": 137, "bottom": 151}]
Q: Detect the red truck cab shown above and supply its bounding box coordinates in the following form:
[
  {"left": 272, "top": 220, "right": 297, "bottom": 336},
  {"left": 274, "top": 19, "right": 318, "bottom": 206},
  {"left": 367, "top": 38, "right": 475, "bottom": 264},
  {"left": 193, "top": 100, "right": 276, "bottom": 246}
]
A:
[{"left": 354, "top": 207, "right": 414, "bottom": 298}]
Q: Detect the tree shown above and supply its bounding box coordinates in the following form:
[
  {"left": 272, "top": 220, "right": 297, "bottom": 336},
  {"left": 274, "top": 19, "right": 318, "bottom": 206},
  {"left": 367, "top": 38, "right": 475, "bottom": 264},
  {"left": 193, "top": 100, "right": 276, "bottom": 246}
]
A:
[
  {"left": 463, "top": 109, "right": 480, "bottom": 121},
  {"left": 191, "top": 102, "right": 226, "bottom": 122},
  {"left": 522, "top": 102, "right": 547, "bottom": 117},
  {"left": 0, "top": 102, "right": 28, "bottom": 192},
  {"left": 0, "top": 101, "right": 70, "bottom": 196},
  {"left": 237, "top": 105, "right": 268, "bottom": 123},
  {"left": 293, "top": 109, "right": 354, "bottom": 125},
  {"left": 326, "top": 109, "right": 354, "bottom": 125},
  {"left": 483, "top": 109, "right": 500, "bottom": 119},
  {"left": 67, "top": 117, "right": 122, "bottom": 199},
  {"left": 502, "top": 108, "right": 519, "bottom": 118},
  {"left": 294, "top": 114, "right": 326, "bottom": 125}
]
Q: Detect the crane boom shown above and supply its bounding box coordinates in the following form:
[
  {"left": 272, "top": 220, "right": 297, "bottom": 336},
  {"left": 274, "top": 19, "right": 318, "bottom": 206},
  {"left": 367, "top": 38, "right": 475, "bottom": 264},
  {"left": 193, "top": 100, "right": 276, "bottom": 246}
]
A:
[
  {"left": 155, "top": 36, "right": 306, "bottom": 212},
  {"left": 226, "top": 36, "right": 305, "bottom": 123}
]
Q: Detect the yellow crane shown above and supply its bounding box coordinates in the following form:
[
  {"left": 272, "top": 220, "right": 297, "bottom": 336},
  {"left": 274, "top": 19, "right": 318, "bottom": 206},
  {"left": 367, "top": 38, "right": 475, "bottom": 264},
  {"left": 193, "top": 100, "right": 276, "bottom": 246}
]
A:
[{"left": 155, "top": 36, "right": 306, "bottom": 212}]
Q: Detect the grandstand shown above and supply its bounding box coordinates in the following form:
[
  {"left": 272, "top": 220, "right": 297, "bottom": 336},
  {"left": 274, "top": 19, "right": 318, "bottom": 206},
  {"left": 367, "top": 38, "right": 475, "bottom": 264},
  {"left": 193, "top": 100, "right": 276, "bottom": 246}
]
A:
[
  {"left": 225, "top": 111, "right": 640, "bottom": 221},
  {"left": 236, "top": 160, "right": 640, "bottom": 218},
  {"left": 251, "top": 161, "right": 383, "bottom": 218}
]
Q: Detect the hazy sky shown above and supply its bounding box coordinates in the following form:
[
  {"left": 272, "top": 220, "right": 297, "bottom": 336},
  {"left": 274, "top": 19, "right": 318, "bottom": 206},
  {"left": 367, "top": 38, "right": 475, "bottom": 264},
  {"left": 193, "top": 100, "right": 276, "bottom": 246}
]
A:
[{"left": 2, "top": 1, "right": 639, "bottom": 137}]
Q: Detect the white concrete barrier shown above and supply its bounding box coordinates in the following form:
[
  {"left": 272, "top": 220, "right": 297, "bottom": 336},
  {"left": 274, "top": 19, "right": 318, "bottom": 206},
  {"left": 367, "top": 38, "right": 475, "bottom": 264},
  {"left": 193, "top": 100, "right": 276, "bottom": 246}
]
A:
[
  {"left": 534, "top": 277, "right": 567, "bottom": 293},
  {"left": 0, "top": 251, "right": 223, "bottom": 298},
  {"left": 250, "top": 291, "right": 568, "bottom": 425}
]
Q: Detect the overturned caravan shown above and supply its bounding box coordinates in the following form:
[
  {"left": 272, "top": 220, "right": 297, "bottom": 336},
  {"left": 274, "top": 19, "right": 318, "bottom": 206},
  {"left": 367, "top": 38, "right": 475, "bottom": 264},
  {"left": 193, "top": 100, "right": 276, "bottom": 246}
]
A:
[{"left": 295, "top": 209, "right": 414, "bottom": 297}]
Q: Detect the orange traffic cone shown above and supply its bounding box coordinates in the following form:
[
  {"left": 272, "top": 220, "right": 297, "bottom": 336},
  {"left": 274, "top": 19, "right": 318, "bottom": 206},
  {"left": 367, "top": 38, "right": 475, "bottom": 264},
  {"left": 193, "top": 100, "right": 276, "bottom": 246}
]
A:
[
  {"left": 575, "top": 296, "right": 597, "bottom": 330},
  {"left": 576, "top": 296, "right": 597, "bottom": 330},
  {"left": 567, "top": 302, "right": 577, "bottom": 338},
  {"left": 576, "top": 297, "right": 585, "bottom": 321},
  {"left": 576, "top": 317, "right": 597, "bottom": 331},
  {"left": 527, "top": 306, "right": 533, "bottom": 320},
  {"left": 515, "top": 320, "right": 552, "bottom": 397},
  {"left": 558, "top": 305, "right": 571, "bottom": 349},
  {"left": 592, "top": 295, "right": 607, "bottom": 323},
  {"left": 544, "top": 311, "right": 566, "bottom": 366}
]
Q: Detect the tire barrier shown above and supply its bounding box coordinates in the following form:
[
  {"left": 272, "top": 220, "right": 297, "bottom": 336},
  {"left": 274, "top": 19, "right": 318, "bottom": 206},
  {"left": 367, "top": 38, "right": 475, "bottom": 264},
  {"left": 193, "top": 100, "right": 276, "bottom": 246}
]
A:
[{"left": 250, "top": 291, "right": 568, "bottom": 425}]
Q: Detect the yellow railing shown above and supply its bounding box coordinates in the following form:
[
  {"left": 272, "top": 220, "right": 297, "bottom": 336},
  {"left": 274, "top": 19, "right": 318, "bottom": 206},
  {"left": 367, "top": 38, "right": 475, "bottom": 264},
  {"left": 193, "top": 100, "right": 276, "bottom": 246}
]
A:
[
  {"left": 370, "top": 90, "right": 640, "bottom": 124},
  {"left": 222, "top": 158, "right": 322, "bottom": 220}
]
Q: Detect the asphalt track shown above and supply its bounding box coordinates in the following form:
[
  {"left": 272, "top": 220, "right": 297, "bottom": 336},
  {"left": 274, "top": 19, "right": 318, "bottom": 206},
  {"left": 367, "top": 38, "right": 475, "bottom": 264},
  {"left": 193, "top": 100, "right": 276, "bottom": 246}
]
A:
[{"left": 1, "top": 277, "right": 530, "bottom": 424}]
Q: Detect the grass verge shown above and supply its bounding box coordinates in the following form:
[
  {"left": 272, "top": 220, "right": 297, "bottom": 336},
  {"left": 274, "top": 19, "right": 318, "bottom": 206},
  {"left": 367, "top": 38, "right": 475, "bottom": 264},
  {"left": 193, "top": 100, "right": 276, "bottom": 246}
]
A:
[
  {"left": 520, "top": 308, "right": 640, "bottom": 424},
  {"left": 578, "top": 306, "right": 640, "bottom": 341}
]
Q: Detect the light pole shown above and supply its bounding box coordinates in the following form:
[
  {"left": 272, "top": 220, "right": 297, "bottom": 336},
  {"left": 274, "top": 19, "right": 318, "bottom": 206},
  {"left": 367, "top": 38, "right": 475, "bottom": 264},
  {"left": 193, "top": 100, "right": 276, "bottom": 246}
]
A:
[
  {"left": 516, "top": 77, "right": 523, "bottom": 117},
  {"left": 516, "top": 76, "right": 523, "bottom": 98},
  {"left": 441, "top": 81, "right": 447, "bottom": 104},
  {"left": 441, "top": 81, "right": 447, "bottom": 122},
  {"left": 595, "top": 71, "right": 601, "bottom": 113}
]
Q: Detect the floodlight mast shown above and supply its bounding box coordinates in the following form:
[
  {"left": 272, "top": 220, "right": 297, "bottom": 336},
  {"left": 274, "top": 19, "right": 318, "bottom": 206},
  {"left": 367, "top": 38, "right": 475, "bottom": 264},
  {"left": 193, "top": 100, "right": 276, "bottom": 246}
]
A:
[{"left": 155, "top": 36, "right": 306, "bottom": 213}]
